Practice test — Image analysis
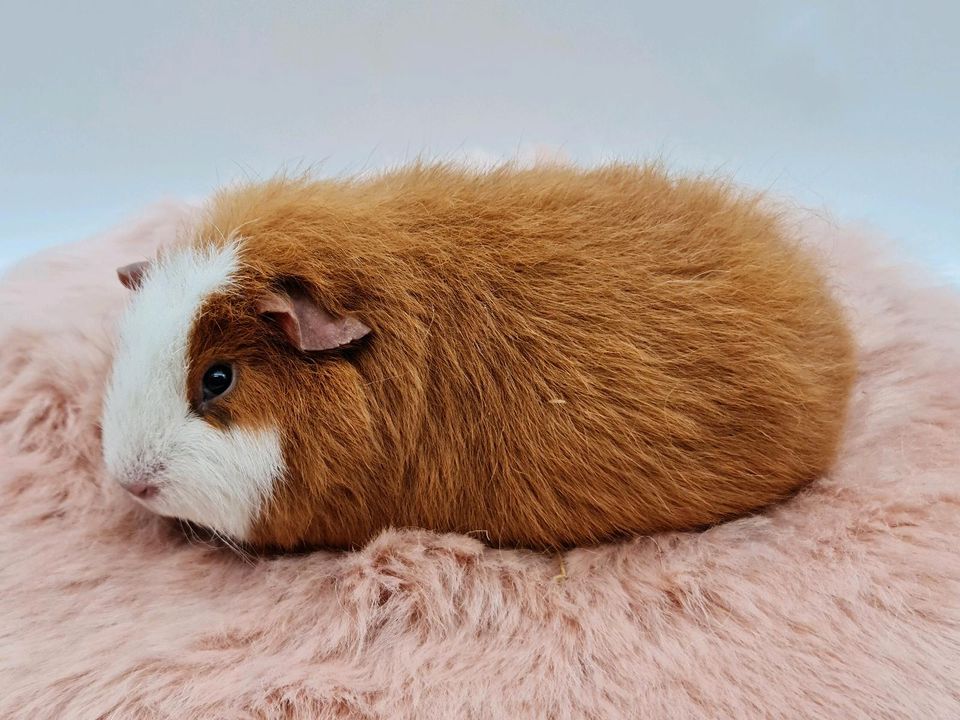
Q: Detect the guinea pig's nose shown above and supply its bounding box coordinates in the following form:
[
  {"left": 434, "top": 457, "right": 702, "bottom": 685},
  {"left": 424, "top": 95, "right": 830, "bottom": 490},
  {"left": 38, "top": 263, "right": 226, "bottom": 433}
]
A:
[
  {"left": 124, "top": 480, "right": 159, "bottom": 499},
  {"left": 119, "top": 465, "right": 164, "bottom": 499}
]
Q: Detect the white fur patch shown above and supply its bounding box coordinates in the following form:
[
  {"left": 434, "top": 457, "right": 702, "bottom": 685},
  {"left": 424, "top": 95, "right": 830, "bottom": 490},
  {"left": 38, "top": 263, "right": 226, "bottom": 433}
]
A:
[{"left": 102, "top": 241, "right": 283, "bottom": 540}]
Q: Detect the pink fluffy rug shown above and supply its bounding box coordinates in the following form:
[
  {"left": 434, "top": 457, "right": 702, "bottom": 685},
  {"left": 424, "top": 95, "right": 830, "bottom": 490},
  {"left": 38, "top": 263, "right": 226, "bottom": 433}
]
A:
[{"left": 1, "top": 203, "right": 959, "bottom": 719}]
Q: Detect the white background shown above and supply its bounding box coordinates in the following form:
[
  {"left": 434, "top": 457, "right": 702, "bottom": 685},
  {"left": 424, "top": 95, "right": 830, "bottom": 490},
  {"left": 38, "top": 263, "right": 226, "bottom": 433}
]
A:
[{"left": 1, "top": 1, "right": 957, "bottom": 278}]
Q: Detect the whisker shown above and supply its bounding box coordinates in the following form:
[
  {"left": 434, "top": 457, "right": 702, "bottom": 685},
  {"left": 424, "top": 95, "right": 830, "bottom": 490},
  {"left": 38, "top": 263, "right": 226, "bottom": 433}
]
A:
[{"left": 212, "top": 528, "right": 256, "bottom": 566}]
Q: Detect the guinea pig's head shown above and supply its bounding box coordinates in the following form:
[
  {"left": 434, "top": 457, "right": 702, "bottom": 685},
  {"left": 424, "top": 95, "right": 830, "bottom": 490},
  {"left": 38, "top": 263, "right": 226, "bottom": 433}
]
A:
[{"left": 101, "top": 238, "right": 374, "bottom": 547}]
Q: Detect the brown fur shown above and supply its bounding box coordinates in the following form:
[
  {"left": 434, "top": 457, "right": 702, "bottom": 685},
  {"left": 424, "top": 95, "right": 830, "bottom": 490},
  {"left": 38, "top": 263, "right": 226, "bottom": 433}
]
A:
[{"left": 182, "top": 162, "right": 856, "bottom": 550}]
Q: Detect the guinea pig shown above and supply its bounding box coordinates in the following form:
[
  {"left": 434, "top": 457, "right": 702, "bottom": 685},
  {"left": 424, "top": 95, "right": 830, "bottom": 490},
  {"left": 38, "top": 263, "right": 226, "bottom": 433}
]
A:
[{"left": 101, "top": 163, "right": 856, "bottom": 551}]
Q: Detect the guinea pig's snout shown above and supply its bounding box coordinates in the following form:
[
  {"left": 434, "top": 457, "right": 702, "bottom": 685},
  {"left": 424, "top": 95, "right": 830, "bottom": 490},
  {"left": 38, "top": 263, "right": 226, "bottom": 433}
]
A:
[
  {"left": 117, "top": 464, "right": 165, "bottom": 500},
  {"left": 125, "top": 480, "right": 159, "bottom": 500}
]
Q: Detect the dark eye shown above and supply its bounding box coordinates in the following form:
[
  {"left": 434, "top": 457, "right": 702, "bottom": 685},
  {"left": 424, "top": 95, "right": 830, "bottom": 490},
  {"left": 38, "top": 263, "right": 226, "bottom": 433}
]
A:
[{"left": 201, "top": 363, "right": 234, "bottom": 402}]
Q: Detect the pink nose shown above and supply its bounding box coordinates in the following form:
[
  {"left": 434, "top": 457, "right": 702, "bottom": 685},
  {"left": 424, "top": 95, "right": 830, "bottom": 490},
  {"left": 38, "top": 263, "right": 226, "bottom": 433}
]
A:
[{"left": 124, "top": 480, "right": 159, "bottom": 499}]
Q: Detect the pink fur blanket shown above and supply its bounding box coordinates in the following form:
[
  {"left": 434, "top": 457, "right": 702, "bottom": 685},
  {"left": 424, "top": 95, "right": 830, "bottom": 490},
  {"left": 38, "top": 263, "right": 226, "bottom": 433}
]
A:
[{"left": 1, "top": 203, "right": 958, "bottom": 719}]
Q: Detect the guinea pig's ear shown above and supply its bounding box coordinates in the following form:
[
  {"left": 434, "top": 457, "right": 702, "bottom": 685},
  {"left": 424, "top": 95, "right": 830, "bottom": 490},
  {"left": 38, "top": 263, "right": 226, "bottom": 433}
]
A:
[
  {"left": 117, "top": 261, "right": 151, "bottom": 290},
  {"left": 257, "top": 290, "right": 371, "bottom": 352}
]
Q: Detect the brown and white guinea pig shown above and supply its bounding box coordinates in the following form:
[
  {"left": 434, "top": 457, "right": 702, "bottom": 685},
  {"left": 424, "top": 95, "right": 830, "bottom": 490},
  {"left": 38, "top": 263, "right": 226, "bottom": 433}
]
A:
[{"left": 101, "top": 162, "right": 856, "bottom": 551}]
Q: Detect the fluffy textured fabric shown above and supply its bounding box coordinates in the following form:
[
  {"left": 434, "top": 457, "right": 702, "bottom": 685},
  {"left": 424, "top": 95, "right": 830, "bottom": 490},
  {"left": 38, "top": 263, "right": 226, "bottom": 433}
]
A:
[{"left": 1, "top": 201, "right": 958, "bottom": 719}]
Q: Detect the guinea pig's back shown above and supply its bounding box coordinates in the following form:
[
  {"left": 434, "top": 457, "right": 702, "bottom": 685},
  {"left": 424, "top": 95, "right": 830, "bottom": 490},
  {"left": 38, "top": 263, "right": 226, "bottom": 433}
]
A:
[{"left": 375, "top": 165, "right": 856, "bottom": 547}]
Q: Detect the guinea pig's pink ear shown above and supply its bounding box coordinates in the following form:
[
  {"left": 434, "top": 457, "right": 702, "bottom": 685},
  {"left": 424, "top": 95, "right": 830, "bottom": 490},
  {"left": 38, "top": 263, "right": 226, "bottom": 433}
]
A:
[
  {"left": 117, "top": 261, "right": 151, "bottom": 290},
  {"left": 257, "top": 290, "right": 371, "bottom": 352}
]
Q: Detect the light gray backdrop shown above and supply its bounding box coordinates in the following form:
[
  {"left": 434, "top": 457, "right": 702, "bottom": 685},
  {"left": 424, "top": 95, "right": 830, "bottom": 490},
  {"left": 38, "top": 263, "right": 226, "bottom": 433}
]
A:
[{"left": 1, "top": 1, "right": 957, "bottom": 278}]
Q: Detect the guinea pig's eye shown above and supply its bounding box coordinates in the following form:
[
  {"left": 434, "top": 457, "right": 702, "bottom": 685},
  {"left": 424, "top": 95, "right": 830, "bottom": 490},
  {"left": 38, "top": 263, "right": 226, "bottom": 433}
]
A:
[{"left": 201, "top": 363, "right": 234, "bottom": 403}]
